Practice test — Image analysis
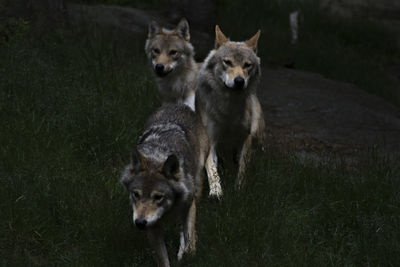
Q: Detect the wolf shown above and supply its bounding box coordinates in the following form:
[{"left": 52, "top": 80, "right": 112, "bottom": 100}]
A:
[
  {"left": 145, "top": 18, "right": 200, "bottom": 110},
  {"left": 195, "top": 25, "right": 265, "bottom": 192},
  {"left": 121, "top": 104, "right": 220, "bottom": 267}
]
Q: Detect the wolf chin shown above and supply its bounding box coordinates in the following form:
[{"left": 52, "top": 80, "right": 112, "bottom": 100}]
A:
[
  {"left": 145, "top": 18, "right": 200, "bottom": 111},
  {"left": 195, "top": 25, "right": 265, "bottom": 194}
]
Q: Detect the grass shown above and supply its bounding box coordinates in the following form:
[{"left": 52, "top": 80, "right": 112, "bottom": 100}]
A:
[
  {"left": 1, "top": 24, "right": 400, "bottom": 266},
  {"left": 1, "top": 1, "right": 400, "bottom": 265}
]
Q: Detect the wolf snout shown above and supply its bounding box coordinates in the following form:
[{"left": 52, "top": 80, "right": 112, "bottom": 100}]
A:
[
  {"left": 234, "top": 76, "right": 245, "bottom": 89},
  {"left": 155, "top": 64, "right": 165, "bottom": 74},
  {"left": 135, "top": 218, "right": 147, "bottom": 229}
]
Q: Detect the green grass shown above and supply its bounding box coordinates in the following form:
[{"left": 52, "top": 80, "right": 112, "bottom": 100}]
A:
[
  {"left": 1, "top": 24, "right": 400, "bottom": 266},
  {"left": 0, "top": 27, "right": 159, "bottom": 265}
]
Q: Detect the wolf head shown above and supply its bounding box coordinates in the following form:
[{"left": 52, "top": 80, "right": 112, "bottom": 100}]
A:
[
  {"left": 121, "top": 149, "right": 184, "bottom": 230},
  {"left": 204, "top": 25, "right": 261, "bottom": 91},
  {"left": 145, "top": 18, "right": 194, "bottom": 77}
]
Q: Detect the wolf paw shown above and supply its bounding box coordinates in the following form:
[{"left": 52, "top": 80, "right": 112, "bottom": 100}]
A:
[
  {"left": 177, "top": 233, "right": 187, "bottom": 261},
  {"left": 209, "top": 182, "right": 223, "bottom": 199},
  {"left": 177, "top": 246, "right": 186, "bottom": 261}
]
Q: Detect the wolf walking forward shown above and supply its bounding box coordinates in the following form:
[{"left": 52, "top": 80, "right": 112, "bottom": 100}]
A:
[
  {"left": 121, "top": 104, "right": 218, "bottom": 267},
  {"left": 195, "top": 25, "right": 265, "bottom": 193},
  {"left": 145, "top": 18, "right": 200, "bottom": 110}
]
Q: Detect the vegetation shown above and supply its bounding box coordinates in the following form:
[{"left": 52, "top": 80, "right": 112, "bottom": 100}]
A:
[{"left": 1, "top": 1, "right": 399, "bottom": 266}]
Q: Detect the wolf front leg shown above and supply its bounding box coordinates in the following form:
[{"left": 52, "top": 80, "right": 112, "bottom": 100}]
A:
[
  {"left": 236, "top": 134, "right": 253, "bottom": 189},
  {"left": 183, "top": 90, "right": 196, "bottom": 111},
  {"left": 147, "top": 228, "right": 170, "bottom": 267},
  {"left": 178, "top": 199, "right": 197, "bottom": 260},
  {"left": 205, "top": 145, "right": 222, "bottom": 199}
]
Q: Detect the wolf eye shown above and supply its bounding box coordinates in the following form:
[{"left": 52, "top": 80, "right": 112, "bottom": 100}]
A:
[
  {"left": 244, "top": 62, "right": 252, "bottom": 68},
  {"left": 223, "top": 59, "right": 233, "bottom": 66},
  {"left": 153, "top": 194, "right": 164, "bottom": 202},
  {"left": 169, "top": 50, "right": 178, "bottom": 56},
  {"left": 153, "top": 48, "right": 160, "bottom": 54},
  {"left": 133, "top": 191, "right": 140, "bottom": 200}
]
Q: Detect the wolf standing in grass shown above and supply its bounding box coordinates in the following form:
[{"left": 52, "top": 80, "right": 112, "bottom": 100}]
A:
[
  {"left": 196, "top": 25, "right": 265, "bottom": 193},
  {"left": 121, "top": 104, "right": 212, "bottom": 267},
  {"left": 145, "top": 18, "right": 200, "bottom": 110}
]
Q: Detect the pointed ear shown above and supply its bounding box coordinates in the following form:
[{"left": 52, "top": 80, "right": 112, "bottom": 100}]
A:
[
  {"left": 245, "top": 30, "right": 261, "bottom": 52},
  {"left": 131, "top": 148, "right": 146, "bottom": 173},
  {"left": 161, "top": 155, "right": 181, "bottom": 181},
  {"left": 215, "top": 25, "right": 228, "bottom": 48},
  {"left": 121, "top": 164, "right": 134, "bottom": 189},
  {"left": 175, "top": 18, "right": 190, "bottom": 41},
  {"left": 148, "top": 21, "right": 161, "bottom": 39}
]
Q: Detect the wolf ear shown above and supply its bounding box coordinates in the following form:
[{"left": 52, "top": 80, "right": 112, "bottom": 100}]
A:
[
  {"left": 148, "top": 21, "right": 161, "bottom": 39},
  {"left": 246, "top": 30, "right": 261, "bottom": 52},
  {"left": 162, "top": 155, "right": 181, "bottom": 181},
  {"left": 215, "top": 25, "right": 228, "bottom": 48},
  {"left": 121, "top": 164, "right": 134, "bottom": 189},
  {"left": 131, "top": 148, "right": 146, "bottom": 173},
  {"left": 175, "top": 18, "right": 190, "bottom": 41}
]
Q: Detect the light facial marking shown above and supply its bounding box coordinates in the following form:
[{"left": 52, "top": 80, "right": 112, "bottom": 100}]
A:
[
  {"left": 152, "top": 60, "right": 178, "bottom": 72},
  {"left": 220, "top": 62, "right": 251, "bottom": 89},
  {"left": 169, "top": 61, "right": 177, "bottom": 70},
  {"left": 221, "top": 73, "right": 235, "bottom": 88},
  {"left": 145, "top": 207, "right": 165, "bottom": 226},
  {"left": 132, "top": 201, "right": 166, "bottom": 227}
]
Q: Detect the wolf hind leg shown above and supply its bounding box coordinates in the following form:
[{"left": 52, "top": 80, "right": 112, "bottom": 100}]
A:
[{"left": 250, "top": 95, "right": 266, "bottom": 151}]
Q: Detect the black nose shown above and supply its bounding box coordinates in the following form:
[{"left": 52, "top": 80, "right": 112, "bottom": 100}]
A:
[
  {"left": 155, "top": 64, "right": 164, "bottom": 74},
  {"left": 135, "top": 218, "right": 147, "bottom": 229},
  {"left": 234, "top": 76, "right": 245, "bottom": 88}
]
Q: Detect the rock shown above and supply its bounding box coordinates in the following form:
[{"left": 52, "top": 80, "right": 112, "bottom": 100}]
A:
[
  {"left": 321, "top": 0, "right": 400, "bottom": 20},
  {"left": 65, "top": 3, "right": 212, "bottom": 59},
  {"left": 259, "top": 66, "right": 400, "bottom": 160}
]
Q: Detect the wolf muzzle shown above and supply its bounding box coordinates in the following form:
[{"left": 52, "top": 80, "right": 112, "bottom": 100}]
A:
[
  {"left": 135, "top": 218, "right": 147, "bottom": 229},
  {"left": 154, "top": 64, "right": 172, "bottom": 77},
  {"left": 234, "top": 76, "right": 245, "bottom": 89}
]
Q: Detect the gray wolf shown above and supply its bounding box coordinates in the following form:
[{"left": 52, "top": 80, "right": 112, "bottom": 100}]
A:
[
  {"left": 195, "top": 25, "right": 265, "bottom": 193},
  {"left": 121, "top": 104, "right": 219, "bottom": 267},
  {"left": 145, "top": 18, "right": 200, "bottom": 110}
]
